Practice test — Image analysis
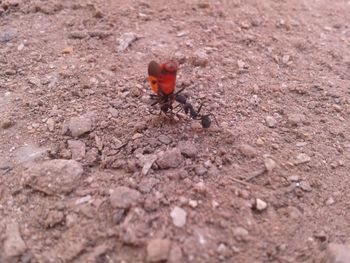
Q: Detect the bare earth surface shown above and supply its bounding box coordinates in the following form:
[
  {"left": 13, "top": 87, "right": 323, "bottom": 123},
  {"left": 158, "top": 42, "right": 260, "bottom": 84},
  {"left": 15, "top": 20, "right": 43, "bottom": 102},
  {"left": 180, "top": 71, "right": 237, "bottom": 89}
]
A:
[{"left": 1, "top": 0, "right": 350, "bottom": 262}]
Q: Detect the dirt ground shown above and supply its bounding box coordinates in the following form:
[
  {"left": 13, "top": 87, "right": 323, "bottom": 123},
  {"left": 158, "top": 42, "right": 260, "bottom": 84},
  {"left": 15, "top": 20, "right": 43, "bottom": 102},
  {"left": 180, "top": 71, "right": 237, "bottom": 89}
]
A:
[{"left": 1, "top": 0, "right": 350, "bottom": 262}]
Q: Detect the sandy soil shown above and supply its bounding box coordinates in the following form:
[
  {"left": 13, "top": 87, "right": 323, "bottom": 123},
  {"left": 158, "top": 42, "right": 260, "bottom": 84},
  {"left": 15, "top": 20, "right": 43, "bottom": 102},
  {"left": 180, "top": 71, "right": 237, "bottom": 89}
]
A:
[{"left": 1, "top": 0, "right": 350, "bottom": 262}]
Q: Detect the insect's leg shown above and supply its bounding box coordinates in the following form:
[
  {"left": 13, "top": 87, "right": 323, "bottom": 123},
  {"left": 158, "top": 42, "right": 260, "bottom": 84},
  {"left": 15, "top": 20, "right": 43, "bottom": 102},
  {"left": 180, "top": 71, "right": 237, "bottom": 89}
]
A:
[{"left": 174, "top": 87, "right": 186, "bottom": 96}]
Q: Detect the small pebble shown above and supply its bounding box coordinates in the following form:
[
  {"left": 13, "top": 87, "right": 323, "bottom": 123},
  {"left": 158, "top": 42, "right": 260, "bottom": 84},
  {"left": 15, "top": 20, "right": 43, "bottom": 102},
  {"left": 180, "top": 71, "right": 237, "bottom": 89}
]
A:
[
  {"left": 264, "top": 157, "right": 277, "bottom": 172},
  {"left": 255, "top": 198, "right": 267, "bottom": 211},
  {"left": 239, "top": 144, "right": 257, "bottom": 158},
  {"left": 158, "top": 134, "right": 172, "bottom": 145},
  {"left": 62, "top": 47, "right": 73, "bottom": 54},
  {"left": 265, "top": 116, "right": 277, "bottom": 128},
  {"left": 294, "top": 153, "right": 311, "bottom": 165},
  {"left": 1, "top": 119, "right": 14, "bottom": 129},
  {"left": 170, "top": 206, "right": 187, "bottom": 227},
  {"left": 233, "top": 227, "right": 249, "bottom": 242},
  {"left": 188, "top": 199, "right": 198, "bottom": 208},
  {"left": 194, "top": 165, "right": 207, "bottom": 176}
]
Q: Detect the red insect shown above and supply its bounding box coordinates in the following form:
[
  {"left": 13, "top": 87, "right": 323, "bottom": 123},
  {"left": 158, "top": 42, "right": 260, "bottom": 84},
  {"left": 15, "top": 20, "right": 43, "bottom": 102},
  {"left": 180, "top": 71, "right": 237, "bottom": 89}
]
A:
[{"left": 147, "top": 60, "right": 217, "bottom": 128}]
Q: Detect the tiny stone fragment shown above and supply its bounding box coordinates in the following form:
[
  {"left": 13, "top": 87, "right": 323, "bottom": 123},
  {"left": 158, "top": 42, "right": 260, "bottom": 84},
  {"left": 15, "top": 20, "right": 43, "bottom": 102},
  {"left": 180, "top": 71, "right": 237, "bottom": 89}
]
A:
[
  {"left": 110, "top": 186, "right": 141, "bottom": 209},
  {"left": 158, "top": 134, "right": 172, "bottom": 145},
  {"left": 0, "top": 27, "right": 18, "bottom": 43},
  {"left": 178, "top": 141, "right": 198, "bottom": 158},
  {"left": 255, "top": 198, "right": 267, "bottom": 211},
  {"left": 239, "top": 144, "right": 257, "bottom": 158},
  {"left": 67, "top": 140, "right": 86, "bottom": 160},
  {"left": 157, "top": 148, "right": 183, "bottom": 169},
  {"left": 294, "top": 153, "right": 311, "bottom": 165},
  {"left": 264, "top": 157, "right": 277, "bottom": 172},
  {"left": 68, "top": 116, "right": 92, "bottom": 137},
  {"left": 146, "top": 238, "right": 171, "bottom": 262},
  {"left": 117, "top": 32, "right": 138, "bottom": 52},
  {"left": 1, "top": 119, "right": 14, "bottom": 129},
  {"left": 265, "top": 116, "right": 277, "bottom": 128},
  {"left": 170, "top": 206, "right": 187, "bottom": 227}
]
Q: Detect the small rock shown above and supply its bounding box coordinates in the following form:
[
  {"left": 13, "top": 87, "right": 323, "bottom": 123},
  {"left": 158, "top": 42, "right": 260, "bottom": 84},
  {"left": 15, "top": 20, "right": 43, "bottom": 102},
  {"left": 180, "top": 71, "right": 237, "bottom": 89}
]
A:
[
  {"left": 141, "top": 154, "right": 157, "bottom": 176},
  {"left": 324, "top": 243, "right": 350, "bottom": 263},
  {"left": 67, "top": 140, "right": 86, "bottom": 160},
  {"left": 194, "top": 165, "right": 207, "bottom": 176},
  {"left": 193, "top": 182, "right": 207, "bottom": 194},
  {"left": 176, "top": 31, "right": 188, "bottom": 37},
  {"left": 144, "top": 195, "right": 160, "bottom": 212},
  {"left": 170, "top": 206, "right": 187, "bottom": 227},
  {"left": 198, "top": 2, "right": 210, "bottom": 8},
  {"left": 68, "top": 31, "right": 88, "bottom": 39},
  {"left": 132, "top": 133, "right": 143, "bottom": 140},
  {"left": 62, "top": 47, "right": 73, "bottom": 54},
  {"left": 68, "top": 116, "right": 92, "bottom": 137},
  {"left": 169, "top": 244, "right": 183, "bottom": 263},
  {"left": 1, "top": 119, "right": 14, "bottom": 129},
  {"left": 288, "top": 206, "right": 302, "bottom": 219},
  {"left": 211, "top": 200, "right": 219, "bottom": 208},
  {"left": 89, "top": 31, "right": 112, "bottom": 39},
  {"left": 265, "top": 116, "right": 277, "bottom": 128},
  {"left": 282, "top": 54, "right": 290, "bottom": 64},
  {"left": 17, "top": 43, "right": 25, "bottom": 51},
  {"left": 110, "top": 186, "right": 141, "bottom": 209},
  {"left": 294, "top": 153, "right": 311, "bottom": 165},
  {"left": 44, "top": 210, "right": 65, "bottom": 228},
  {"left": 65, "top": 213, "right": 78, "bottom": 228},
  {"left": 0, "top": 27, "right": 18, "bottom": 43},
  {"left": 256, "top": 137, "right": 264, "bottom": 146},
  {"left": 239, "top": 144, "right": 257, "bottom": 158},
  {"left": 85, "top": 148, "right": 99, "bottom": 166},
  {"left": 191, "top": 50, "right": 208, "bottom": 67},
  {"left": 233, "top": 227, "right": 249, "bottom": 242},
  {"left": 264, "top": 157, "right": 277, "bottom": 172},
  {"left": 3, "top": 221, "right": 26, "bottom": 261},
  {"left": 46, "top": 118, "right": 55, "bottom": 131},
  {"left": 146, "top": 239, "right": 171, "bottom": 262},
  {"left": 239, "top": 190, "right": 250, "bottom": 199},
  {"left": 287, "top": 113, "right": 306, "bottom": 126},
  {"left": 237, "top": 59, "right": 246, "bottom": 71},
  {"left": 191, "top": 122, "right": 203, "bottom": 130},
  {"left": 158, "top": 135, "right": 172, "bottom": 145},
  {"left": 325, "top": 197, "right": 335, "bottom": 205},
  {"left": 188, "top": 199, "right": 198, "bottom": 208},
  {"left": 288, "top": 175, "right": 300, "bottom": 182},
  {"left": 112, "top": 209, "right": 125, "bottom": 224},
  {"left": 299, "top": 181, "right": 312, "bottom": 192},
  {"left": 255, "top": 198, "right": 267, "bottom": 211},
  {"left": 333, "top": 104, "right": 342, "bottom": 112},
  {"left": 203, "top": 160, "right": 212, "bottom": 168},
  {"left": 117, "top": 32, "right": 138, "bottom": 52},
  {"left": 139, "top": 177, "right": 159, "bottom": 194},
  {"left": 217, "top": 243, "right": 229, "bottom": 256},
  {"left": 178, "top": 141, "right": 198, "bottom": 158},
  {"left": 75, "top": 195, "right": 92, "bottom": 205},
  {"left": 93, "top": 8, "right": 103, "bottom": 18},
  {"left": 22, "top": 159, "right": 83, "bottom": 195},
  {"left": 157, "top": 148, "right": 183, "bottom": 169}
]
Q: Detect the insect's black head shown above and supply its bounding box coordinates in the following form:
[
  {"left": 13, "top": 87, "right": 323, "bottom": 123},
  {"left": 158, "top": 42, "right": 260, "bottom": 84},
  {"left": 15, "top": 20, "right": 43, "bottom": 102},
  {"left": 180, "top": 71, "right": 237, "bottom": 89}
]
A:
[{"left": 201, "top": 115, "right": 211, "bottom": 128}]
